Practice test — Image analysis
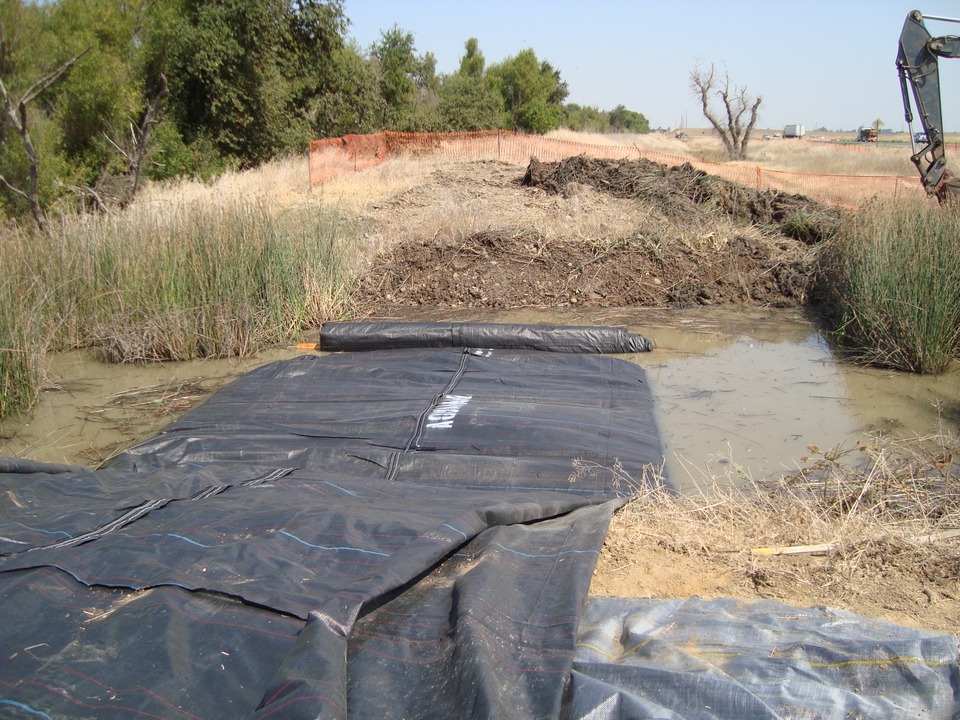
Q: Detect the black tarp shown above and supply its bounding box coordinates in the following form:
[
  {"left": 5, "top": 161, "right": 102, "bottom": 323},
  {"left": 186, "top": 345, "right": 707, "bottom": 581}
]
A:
[
  {"left": 319, "top": 321, "right": 654, "bottom": 353},
  {"left": 0, "top": 343, "right": 663, "bottom": 719}
]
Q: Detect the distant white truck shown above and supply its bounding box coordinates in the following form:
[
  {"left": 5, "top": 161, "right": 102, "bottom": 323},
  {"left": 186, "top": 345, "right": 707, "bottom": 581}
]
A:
[{"left": 783, "top": 124, "right": 806, "bottom": 139}]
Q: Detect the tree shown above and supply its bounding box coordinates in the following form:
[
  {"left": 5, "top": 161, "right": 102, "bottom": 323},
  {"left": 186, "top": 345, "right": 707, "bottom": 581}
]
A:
[
  {"left": 690, "top": 62, "right": 761, "bottom": 160},
  {"left": 459, "top": 38, "right": 485, "bottom": 77},
  {"left": 48, "top": 0, "right": 173, "bottom": 208},
  {"left": 608, "top": 105, "right": 649, "bottom": 134},
  {"left": 0, "top": 47, "right": 89, "bottom": 230},
  {"left": 437, "top": 72, "right": 503, "bottom": 131},
  {"left": 540, "top": 60, "right": 568, "bottom": 107},
  {"left": 562, "top": 104, "right": 609, "bottom": 133},
  {"left": 369, "top": 25, "right": 419, "bottom": 129},
  {"left": 488, "top": 49, "right": 566, "bottom": 134},
  {"left": 141, "top": 0, "right": 348, "bottom": 168},
  {"left": 310, "top": 40, "right": 383, "bottom": 137},
  {"left": 0, "top": 0, "right": 161, "bottom": 218},
  {"left": 0, "top": 0, "right": 358, "bottom": 221},
  {"left": 437, "top": 39, "right": 503, "bottom": 131}
]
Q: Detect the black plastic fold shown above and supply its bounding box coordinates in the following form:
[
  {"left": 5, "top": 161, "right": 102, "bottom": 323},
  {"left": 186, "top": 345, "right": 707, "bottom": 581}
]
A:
[
  {"left": 320, "top": 320, "right": 654, "bottom": 353},
  {"left": 2, "top": 332, "right": 955, "bottom": 719},
  {"left": 0, "top": 456, "right": 86, "bottom": 474}
]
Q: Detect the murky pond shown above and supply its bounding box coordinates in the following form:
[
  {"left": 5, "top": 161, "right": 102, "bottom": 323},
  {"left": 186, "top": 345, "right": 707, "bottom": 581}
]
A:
[
  {"left": 2, "top": 307, "right": 957, "bottom": 493},
  {"left": 0, "top": 349, "right": 297, "bottom": 467},
  {"left": 412, "top": 307, "right": 960, "bottom": 491}
]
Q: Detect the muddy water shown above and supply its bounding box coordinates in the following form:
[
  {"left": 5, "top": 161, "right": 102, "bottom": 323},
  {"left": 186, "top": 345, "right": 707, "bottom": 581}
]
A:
[
  {"left": 2, "top": 308, "right": 958, "bottom": 493},
  {"left": 0, "top": 349, "right": 297, "bottom": 467},
  {"left": 380, "top": 306, "right": 960, "bottom": 492}
]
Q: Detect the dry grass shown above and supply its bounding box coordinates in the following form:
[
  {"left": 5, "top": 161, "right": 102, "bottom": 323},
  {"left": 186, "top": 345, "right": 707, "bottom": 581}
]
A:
[
  {"left": 314, "top": 157, "right": 455, "bottom": 213},
  {"left": 133, "top": 128, "right": 921, "bottom": 216},
  {"left": 596, "top": 430, "right": 960, "bottom": 634},
  {"left": 546, "top": 128, "right": 695, "bottom": 156},
  {"left": 743, "top": 138, "right": 915, "bottom": 175},
  {"left": 135, "top": 154, "right": 314, "bottom": 211}
]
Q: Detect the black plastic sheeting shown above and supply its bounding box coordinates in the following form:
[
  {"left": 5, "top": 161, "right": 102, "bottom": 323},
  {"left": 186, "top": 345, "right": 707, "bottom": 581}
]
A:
[
  {"left": 0, "top": 344, "right": 663, "bottom": 719},
  {"left": 319, "top": 320, "right": 654, "bottom": 353}
]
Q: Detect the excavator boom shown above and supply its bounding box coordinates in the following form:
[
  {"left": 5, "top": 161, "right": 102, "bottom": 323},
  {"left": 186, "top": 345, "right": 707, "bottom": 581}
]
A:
[{"left": 897, "top": 10, "right": 960, "bottom": 200}]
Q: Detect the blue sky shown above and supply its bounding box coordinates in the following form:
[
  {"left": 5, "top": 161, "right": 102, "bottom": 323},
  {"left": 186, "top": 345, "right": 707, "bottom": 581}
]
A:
[{"left": 342, "top": 0, "right": 960, "bottom": 132}]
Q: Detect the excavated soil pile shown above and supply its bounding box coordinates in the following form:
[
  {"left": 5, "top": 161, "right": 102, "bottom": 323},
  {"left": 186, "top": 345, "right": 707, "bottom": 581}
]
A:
[
  {"left": 523, "top": 156, "right": 836, "bottom": 237},
  {"left": 358, "top": 157, "right": 839, "bottom": 313}
]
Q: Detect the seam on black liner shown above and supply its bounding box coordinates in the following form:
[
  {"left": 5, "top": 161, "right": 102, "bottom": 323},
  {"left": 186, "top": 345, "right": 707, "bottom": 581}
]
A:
[{"left": 387, "top": 349, "right": 475, "bottom": 483}]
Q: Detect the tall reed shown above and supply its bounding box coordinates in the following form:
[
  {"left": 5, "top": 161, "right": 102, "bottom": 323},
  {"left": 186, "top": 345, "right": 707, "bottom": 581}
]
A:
[
  {"left": 0, "top": 199, "right": 356, "bottom": 419},
  {"left": 0, "top": 271, "right": 46, "bottom": 419},
  {"left": 818, "top": 197, "right": 960, "bottom": 373},
  {"left": 52, "top": 200, "right": 357, "bottom": 361}
]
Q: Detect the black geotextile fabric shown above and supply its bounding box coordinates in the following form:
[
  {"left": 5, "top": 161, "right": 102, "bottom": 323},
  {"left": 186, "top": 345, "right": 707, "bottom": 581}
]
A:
[
  {"left": 319, "top": 321, "right": 654, "bottom": 353},
  {"left": 0, "top": 346, "right": 663, "bottom": 720}
]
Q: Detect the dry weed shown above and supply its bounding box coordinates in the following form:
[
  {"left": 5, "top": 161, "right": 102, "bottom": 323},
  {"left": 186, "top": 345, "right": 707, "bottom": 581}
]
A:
[
  {"left": 135, "top": 155, "right": 313, "bottom": 212},
  {"left": 317, "top": 156, "right": 450, "bottom": 212},
  {"left": 597, "top": 430, "right": 960, "bottom": 633},
  {"left": 545, "top": 128, "right": 695, "bottom": 157},
  {"left": 743, "top": 140, "right": 914, "bottom": 175}
]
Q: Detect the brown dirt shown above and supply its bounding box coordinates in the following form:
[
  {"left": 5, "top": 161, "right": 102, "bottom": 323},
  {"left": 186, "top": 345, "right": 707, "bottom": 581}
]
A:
[
  {"left": 593, "top": 479, "right": 960, "bottom": 638},
  {"left": 350, "top": 156, "right": 960, "bottom": 639},
  {"left": 356, "top": 157, "right": 836, "bottom": 313},
  {"left": 594, "top": 535, "right": 960, "bottom": 638}
]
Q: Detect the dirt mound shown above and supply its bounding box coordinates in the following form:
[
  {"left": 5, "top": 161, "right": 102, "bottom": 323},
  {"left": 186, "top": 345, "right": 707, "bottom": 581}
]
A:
[
  {"left": 521, "top": 155, "right": 838, "bottom": 242},
  {"left": 360, "top": 224, "right": 811, "bottom": 310},
  {"left": 357, "top": 158, "right": 833, "bottom": 313}
]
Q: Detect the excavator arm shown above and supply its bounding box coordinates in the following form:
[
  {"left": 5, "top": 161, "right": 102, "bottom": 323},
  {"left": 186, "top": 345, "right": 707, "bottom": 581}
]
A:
[{"left": 897, "top": 10, "right": 960, "bottom": 200}]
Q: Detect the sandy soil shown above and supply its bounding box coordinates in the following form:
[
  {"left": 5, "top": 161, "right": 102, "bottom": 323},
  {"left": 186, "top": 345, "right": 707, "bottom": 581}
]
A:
[{"left": 593, "top": 487, "right": 960, "bottom": 637}]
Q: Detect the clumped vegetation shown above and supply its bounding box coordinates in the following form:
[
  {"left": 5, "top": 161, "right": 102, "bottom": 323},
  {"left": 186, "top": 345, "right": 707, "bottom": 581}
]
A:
[
  {"left": 818, "top": 197, "right": 960, "bottom": 374},
  {"left": 0, "top": 201, "right": 355, "bottom": 417},
  {"left": 0, "top": 274, "right": 45, "bottom": 418}
]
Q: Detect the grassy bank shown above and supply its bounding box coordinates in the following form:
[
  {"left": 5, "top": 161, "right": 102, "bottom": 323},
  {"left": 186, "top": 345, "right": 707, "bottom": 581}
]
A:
[
  {"left": 2, "top": 135, "right": 958, "bottom": 421},
  {"left": 819, "top": 197, "right": 960, "bottom": 374},
  {"left": 0, "top": 199, "right": 356, "bottom": 420}
]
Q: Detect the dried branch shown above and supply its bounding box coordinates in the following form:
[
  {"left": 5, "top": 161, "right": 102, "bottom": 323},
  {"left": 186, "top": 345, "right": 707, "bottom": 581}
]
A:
[
  {"left": 126, "top": 73, "right": 168, "bottom": 203},
  {"left": 0, "top": 47, "right": 91, "bottom": 231},
  {"left": 91, "top": 73, "right": 168, "bottom": 209}
]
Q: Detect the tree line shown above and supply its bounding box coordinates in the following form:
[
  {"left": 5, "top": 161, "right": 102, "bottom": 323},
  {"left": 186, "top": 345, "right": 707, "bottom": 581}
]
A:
[{"left": 0, "top": 0, "right": 649, "bottom": 225}]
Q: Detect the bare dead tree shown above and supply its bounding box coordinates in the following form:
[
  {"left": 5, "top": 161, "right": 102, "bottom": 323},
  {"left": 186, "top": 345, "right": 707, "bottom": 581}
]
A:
[
  {"left": 126, "top": 73, "right": 168, "bottom": 203},
  {"left": 0, "top": 47, "right": 91, "bottom": 232},
  {"left": 91, "top": 73, "right": 169, "bottom": 211},
  {"left": 690, "top": 62, "right": 762, "bottom": 161}
]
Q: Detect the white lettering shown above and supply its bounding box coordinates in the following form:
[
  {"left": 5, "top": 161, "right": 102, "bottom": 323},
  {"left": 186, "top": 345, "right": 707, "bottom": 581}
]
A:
[{"left": 426, "top": 394, "right": 472, "bottom": 429}]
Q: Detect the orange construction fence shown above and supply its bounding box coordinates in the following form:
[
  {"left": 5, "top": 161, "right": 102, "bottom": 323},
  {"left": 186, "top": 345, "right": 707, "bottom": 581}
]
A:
[{"left": 308, "top": 130, "right": 926, "bottom": 208}]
